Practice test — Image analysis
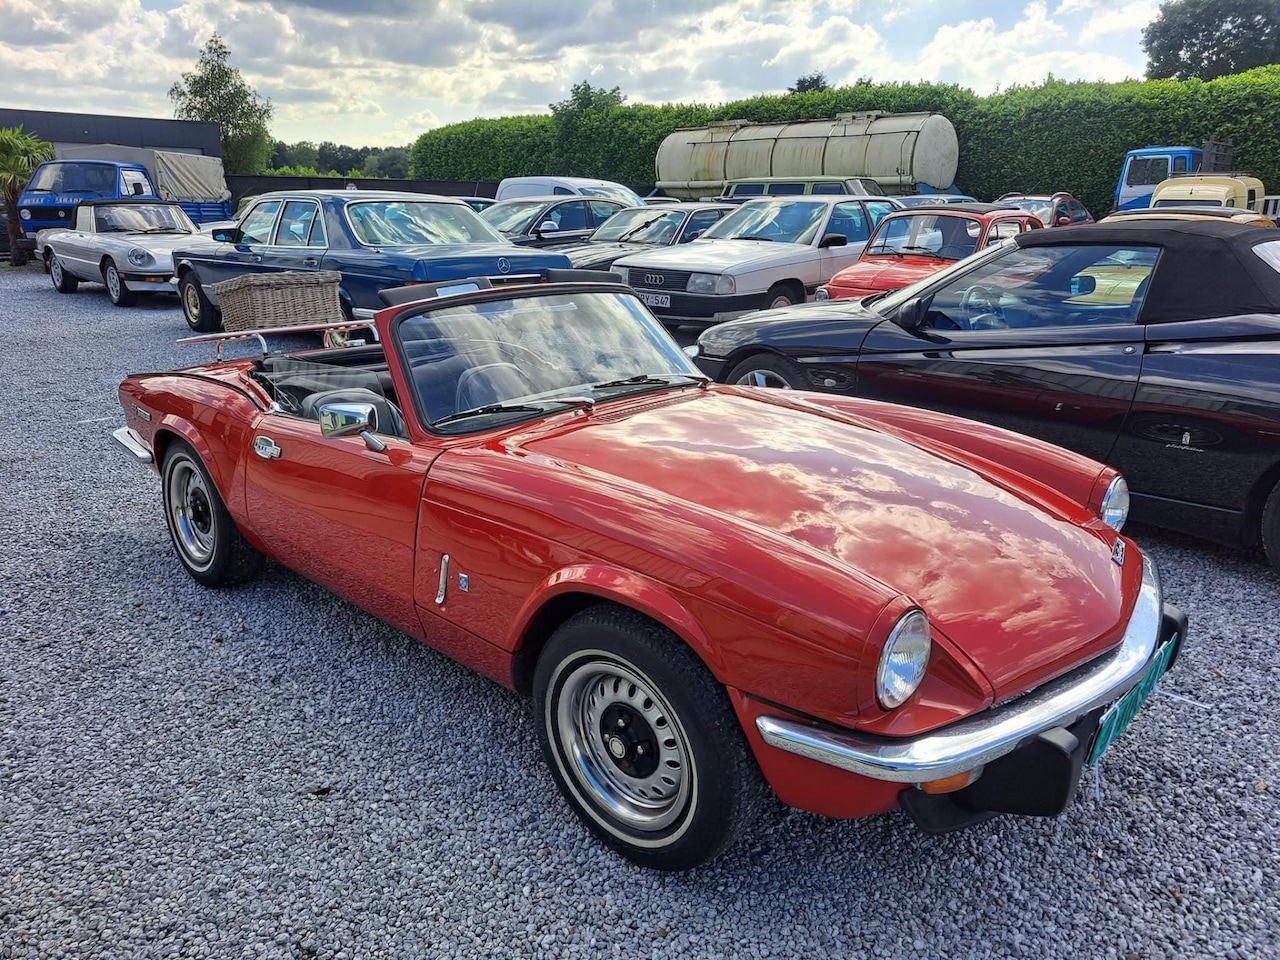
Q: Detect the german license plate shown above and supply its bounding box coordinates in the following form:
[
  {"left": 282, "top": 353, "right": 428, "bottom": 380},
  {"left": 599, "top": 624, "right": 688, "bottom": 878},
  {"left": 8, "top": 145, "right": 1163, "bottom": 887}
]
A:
[
  {"left": 1087, "top": 636, "right": 1178, "bottom": 765},
  {"left": 641, "top": 293, "right": 670, "bottom": 308}
]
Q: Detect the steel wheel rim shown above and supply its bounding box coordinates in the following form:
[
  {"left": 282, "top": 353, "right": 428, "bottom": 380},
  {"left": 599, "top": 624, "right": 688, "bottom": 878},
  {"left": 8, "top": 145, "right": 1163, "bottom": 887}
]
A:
[
  {"left": 553, "top": 655, "right": 691, "bottom": 833},
  {"left": 734, "top": 368, "right": 792, "bottom": 389},
  {"left": 166, "top": 459, "right": 215, "bottom": 568},
  {"left": 769, "top": 294, "right": 793, "bottom": 309},
  {"left": 50, "top": 257, "right": 63, "bottom": 286},
  {"left": 181, "top": 282, "right": 201, "bottom": 323},
  {"left": 105, "top": 264, "right": 121, "bottom": 300}
]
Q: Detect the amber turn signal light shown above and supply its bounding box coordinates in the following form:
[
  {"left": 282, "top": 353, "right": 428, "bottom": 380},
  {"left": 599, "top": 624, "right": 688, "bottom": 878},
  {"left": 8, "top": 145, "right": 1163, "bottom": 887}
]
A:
[{"left": 918, "top": 767, "right": 984, "bottom": 795}]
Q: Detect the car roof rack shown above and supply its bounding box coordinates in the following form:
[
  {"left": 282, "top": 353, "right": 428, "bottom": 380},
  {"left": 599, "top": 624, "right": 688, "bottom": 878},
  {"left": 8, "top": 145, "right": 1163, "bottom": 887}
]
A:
[{"left": 177, "top": 318, "right": 380, "bottom": 360}]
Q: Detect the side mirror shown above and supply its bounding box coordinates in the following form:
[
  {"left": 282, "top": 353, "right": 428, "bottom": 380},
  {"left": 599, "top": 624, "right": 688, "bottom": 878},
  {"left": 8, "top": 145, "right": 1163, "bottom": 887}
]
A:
[
  {"left": 819, "top": 232, "right": 848, "bottom": 248},
  {"left": 682, "top": 230, "right": 702, "bottom": 243},
  {"left": 211, "top": 227, "right": 241, "bottom": 243},
  {"left": 536, "top": 220, "right": 559, "bottom": 235},
  {"left": 319, "top": 402, "right": 386, "bottom": 451},
  {"left": 1057, "top": 216, "right": 1072, "bottom": 226},
  {"left": 896, "top": 296, "right": 931, "bottom": 331},
  {"left": 1069, "top": 274, "right": 1097, "bottom": 296}
]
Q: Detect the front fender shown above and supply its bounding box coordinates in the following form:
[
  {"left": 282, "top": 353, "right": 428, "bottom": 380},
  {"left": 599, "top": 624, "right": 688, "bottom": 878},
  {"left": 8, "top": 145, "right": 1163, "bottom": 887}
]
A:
[{"left": 510, "top": 562, "right": 726, "bottom": 679}]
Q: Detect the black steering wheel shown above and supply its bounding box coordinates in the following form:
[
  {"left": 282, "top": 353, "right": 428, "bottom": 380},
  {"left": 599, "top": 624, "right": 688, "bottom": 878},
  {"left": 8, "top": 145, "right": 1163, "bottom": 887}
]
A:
[{"left": 958, "top": 285, "right": 1007, "bottom": 329}]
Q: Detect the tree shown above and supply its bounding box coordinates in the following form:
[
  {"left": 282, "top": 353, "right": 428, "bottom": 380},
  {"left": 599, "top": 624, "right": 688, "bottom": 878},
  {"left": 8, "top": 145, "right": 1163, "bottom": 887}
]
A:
[
  {"left": 272, "top": 140, "right": 320, "bottom": 170},
  {"left": 0, "top": 126, "right": 54, "bottom": 266},
  {"left": 316, "top": 142, "right": 371, "bottom": 176},
  {"left": 1143, "top": 0, "right": 1280, "bottom": 80},
  {"left": 169, "top": 33, "right": 274, "bottom": 174},
  {"left": 363, "top": 146, "right": 410, "bottom": 179},
  {"left": 788, "top": 71, "right": 831, "bottom": 94},
  {"left": 550, "top": 81, "right": 627, "bottom": 175}
]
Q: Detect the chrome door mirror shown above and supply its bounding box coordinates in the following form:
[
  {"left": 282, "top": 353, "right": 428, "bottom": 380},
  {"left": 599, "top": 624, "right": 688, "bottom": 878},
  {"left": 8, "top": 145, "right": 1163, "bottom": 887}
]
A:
[{"left": 319, "top": 402, "right": 386, "bottom": 451}]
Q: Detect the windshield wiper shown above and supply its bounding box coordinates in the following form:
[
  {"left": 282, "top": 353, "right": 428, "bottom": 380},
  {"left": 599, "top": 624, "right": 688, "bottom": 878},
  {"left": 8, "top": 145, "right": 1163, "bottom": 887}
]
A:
[
  {"left": 429, "top": 396, "right": 596, "bottom": 427},
  {"left": 591, "top": 373, "right": 709, "bottom": 393},
  {"left": 736, "top": 234, "right": 774, "bottom": 241},
  {"left": 898, "top": 245, "right": 945, "bottom": 260},
  {"left": 615, "top": 216, "right": 666, "bottom": 242}
]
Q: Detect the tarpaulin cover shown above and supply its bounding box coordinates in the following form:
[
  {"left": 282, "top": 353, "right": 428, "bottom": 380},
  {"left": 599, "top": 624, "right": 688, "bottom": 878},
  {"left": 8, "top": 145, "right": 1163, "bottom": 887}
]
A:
[{"left": 56, "top": 144, "right": 231, "bottom": 203}]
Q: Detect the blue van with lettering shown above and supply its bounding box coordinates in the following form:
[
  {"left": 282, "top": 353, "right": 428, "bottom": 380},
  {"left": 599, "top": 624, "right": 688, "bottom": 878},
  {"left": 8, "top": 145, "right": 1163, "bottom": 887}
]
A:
[
  {"left": 15, "top": 160, "right": 158, "bottom": 254},
  {"left": 1113, "top": 146, "right": 1206, "bottom": 211}
]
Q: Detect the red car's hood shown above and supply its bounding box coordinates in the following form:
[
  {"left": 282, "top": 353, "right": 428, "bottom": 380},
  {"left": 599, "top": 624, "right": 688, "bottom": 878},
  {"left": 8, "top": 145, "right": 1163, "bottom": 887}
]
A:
[
  {"left": 497, "top": 388, "right": 1128, "bottom": 698},
  {"left": 831, "top": 255, "right": 945, "bottom": 292}
]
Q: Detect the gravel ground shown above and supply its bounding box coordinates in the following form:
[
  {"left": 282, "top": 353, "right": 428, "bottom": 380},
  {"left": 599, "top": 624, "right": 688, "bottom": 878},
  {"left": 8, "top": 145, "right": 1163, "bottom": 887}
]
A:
[{"left": 1, "top": 264, "right": 1276, "bottom": 960}]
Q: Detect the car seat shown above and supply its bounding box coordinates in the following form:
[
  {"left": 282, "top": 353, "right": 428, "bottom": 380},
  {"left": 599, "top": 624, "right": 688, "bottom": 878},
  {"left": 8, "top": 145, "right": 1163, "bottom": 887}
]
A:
[{"left": 454, "top": 362, "right": 534, "bottom": 411}]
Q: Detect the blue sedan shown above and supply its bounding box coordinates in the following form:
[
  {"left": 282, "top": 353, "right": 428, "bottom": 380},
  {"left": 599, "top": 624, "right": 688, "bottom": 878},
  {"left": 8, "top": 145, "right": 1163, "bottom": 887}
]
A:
[{"left": 172, "top": 190, "right": 572, "bottom": 331}]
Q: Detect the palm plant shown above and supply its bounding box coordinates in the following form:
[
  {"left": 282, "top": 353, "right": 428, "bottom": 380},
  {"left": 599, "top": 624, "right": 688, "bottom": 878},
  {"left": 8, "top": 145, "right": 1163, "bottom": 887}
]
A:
[{"left": 0, "top": 126, "right": 55, "bottom": 266}]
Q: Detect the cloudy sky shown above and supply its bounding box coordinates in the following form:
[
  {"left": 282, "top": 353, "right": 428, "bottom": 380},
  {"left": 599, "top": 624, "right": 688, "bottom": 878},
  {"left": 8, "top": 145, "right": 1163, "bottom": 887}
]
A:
[{"left": 2, "top": 0, "right": 1161, "bottom": 146}]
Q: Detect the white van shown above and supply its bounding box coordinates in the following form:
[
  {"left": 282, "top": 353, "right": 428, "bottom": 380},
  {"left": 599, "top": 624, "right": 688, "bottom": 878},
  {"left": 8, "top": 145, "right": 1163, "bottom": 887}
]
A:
[{"left": 496, "top": 176, "right": 643, "bottom": 206}]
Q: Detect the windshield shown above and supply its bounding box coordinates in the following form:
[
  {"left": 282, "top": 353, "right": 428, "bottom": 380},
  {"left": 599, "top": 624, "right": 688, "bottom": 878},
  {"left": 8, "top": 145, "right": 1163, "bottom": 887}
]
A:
[
  {"left": 93, "top": 203, "right": 196, "bottom": 234},
  {"left": 346, "top": 200, "right": 503, "bottom": 245},
  {"left": 700, "top": 199, "right": 827, "bottom": 244},
  {"left": 590, "top": 208, "right": 684, "bottom": 243},
  {"left": 1004, "top": 198, "right": 1053, "bottom": 223},
  {"left": 28, "top": 162, "right": 122, "bottom": 196},
  {"left": 867, "top": 213, "right": 983, "bottom": 260},
  {"left": 580, "top": 184, "right": 644, "bottom": 206},
  {"left": 398, "top": 290, "right": 700, "bottom": 432},
  {"left": 480, "top": 201, "right": 546, "bottom": 235}
]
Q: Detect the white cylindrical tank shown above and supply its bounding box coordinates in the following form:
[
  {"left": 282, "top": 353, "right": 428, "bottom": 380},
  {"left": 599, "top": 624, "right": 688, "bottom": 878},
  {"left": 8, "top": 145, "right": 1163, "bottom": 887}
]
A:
[{"left": 654, "top": 112, "right": 959, "bottom": 198}]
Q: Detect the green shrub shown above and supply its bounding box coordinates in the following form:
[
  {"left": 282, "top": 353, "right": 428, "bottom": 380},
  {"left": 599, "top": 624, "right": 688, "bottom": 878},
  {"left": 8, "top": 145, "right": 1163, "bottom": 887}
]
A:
[{"left": 408, "top": 69, "right": 1280, "bottom": 214}]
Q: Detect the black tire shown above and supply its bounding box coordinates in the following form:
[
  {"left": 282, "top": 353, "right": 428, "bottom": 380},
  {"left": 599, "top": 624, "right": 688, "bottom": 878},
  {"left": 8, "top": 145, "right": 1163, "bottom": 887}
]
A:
[
  {"left": 103, "top": 258, "right": 138, "bottom": 307},
  {"left": 765, "top": 282, "right": 800, "bottom": 311},
  {"left": 725, "top": 352, "right": 809, "bottom": 390},
  {"left": 1261, "top": 481, "right": 1280, "bottom": 572},
  {"left": 49, "top": 252, "right": 78, "bottom": 293},
  {"left": 160, "top": 440, "right": 263, "bottom": 587},
  {"left": 533, "top": 604, "right": 765, "bottom": 871},
  {"left": 179, "top": 272, "right": 221, "bottom": 332}
]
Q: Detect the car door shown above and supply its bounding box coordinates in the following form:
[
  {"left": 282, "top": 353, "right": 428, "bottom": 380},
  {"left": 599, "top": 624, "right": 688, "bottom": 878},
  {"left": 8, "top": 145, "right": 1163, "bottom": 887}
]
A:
[
  {"left": 587, "top": 200, "right": 623, "bottom": 232},
  {"left": 855, "top": 242, "right": 1156, "bottom": 463},
  {"left": 819, "top": 200, "right": 875, "bottom": 278},
  {"left": 528, "top": 200, "right": 592, "bottom": 245},
  {"left": 258, "top": 198, "right": 326, "bottom": 274},
  {"left": 242, "top": 408, "right": 441, "bottom": 639},
  {"left": 203, "top": 199, "right": 282, "bottom": 286},
  {"left": 57, "top": 206, "right": 99, "bottom": 279}
]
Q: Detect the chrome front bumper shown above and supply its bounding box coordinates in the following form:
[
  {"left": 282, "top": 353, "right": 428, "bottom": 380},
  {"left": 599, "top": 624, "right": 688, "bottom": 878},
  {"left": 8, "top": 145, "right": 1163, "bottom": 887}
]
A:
[{"left": 757, "top": 557, "right": 1165, "bottom": 783}]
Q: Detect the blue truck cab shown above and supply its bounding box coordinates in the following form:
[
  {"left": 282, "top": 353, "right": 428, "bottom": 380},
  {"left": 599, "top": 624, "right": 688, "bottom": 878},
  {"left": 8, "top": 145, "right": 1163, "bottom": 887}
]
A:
[
  {"left": 16, "top": 161, "right": 158, "bottom": 252},
  {"left": 1113, "top": 147, "right": 1203, "bottom": 211}
]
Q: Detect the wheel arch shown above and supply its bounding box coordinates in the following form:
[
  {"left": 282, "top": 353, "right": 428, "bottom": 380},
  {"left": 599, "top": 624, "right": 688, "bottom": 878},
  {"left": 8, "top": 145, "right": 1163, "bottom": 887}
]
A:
[
  {"left": 717, "top": 346, "right": 809, "bottom": 386},
  {"left": 1243, "top": 458, "right": 1280, "bottom": 547},
  {"left": 151, "top": 421, "right": 232, "bottom": 506},
  {"left": 509, "top": 567, "right": 724, "bottom": 697}
]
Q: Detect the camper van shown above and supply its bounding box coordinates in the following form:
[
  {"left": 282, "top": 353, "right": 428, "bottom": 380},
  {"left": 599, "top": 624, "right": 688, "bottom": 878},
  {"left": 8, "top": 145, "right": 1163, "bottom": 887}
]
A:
[{"left": 1149, "top": 175, "right": 1266, "bottom": 212}]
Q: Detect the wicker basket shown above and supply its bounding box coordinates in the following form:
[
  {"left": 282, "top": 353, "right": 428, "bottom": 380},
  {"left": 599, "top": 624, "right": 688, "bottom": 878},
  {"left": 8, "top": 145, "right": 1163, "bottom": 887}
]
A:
[{"left": 211, "top": 270, "right": 345, "bottom": 332}]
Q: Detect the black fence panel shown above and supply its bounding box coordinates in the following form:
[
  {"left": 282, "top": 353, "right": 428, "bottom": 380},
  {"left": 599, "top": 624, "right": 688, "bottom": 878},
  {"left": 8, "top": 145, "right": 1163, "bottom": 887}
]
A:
[{"left": 224, "top": 175, "right": 499, "bottom": 206}]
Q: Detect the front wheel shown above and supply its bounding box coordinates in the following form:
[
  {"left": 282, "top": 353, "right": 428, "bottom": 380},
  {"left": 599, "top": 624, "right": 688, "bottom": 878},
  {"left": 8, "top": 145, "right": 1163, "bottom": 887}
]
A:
[
  {"left": 726, "top": 353, "right": 808, "bottom": 390},
  {"left": 765, "top": 282, "right": 800, "bottom": 310},
  {"left": 179, "top": 273, "right": 220, "bottom": 332},
  {"left": 103, "top": 258, "right": 138, "bottom": 307},
  {"left": 161, "top": 440, "right": 263, "bottom": 587},
  {"left": 49, "top": 252, "right": 78, "bottom": 294},
  {"left": 1262, "top": 481, "right": 1280, "bottom": 573},
  {"left": 533, "top": 605, "right": 765, "bottom": 871}
]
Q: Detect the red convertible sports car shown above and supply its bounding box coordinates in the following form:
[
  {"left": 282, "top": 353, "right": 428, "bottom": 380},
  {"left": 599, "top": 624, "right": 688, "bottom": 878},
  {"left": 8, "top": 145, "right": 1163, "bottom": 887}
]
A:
[{"left": 114, "top": 280, "right": 1186, "bottom": 870}]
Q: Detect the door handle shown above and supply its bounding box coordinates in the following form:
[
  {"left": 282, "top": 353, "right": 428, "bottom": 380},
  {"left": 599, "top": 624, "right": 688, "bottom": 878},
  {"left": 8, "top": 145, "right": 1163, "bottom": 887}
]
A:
[
  {"left": 253, "top": 436, "right": 281, "bottom": 459},
  {"left": 303, "top": 257, "right": 318, "bottom": 267}
]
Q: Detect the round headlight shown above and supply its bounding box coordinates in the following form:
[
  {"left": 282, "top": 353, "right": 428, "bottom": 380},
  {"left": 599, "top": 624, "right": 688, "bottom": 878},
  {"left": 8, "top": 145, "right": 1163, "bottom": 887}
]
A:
[
  {"left": 815, "top": 287, "right": 830, "bottom": 301},
  {"left": 127, "top": 248, "right": 151, "bottom": 266},
  {"left": 19, "top": 209, "right": 31, "bottom": 220},
  {"left": 876, "top": 609, "right": 931, "bottom": 709},
  {"left": 1100, "top": 475, "right": 1129, "bottom": 531}
]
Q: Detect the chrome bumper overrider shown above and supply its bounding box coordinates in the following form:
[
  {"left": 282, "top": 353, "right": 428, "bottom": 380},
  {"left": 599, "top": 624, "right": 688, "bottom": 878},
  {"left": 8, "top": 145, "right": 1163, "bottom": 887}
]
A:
[
  {"left": 112, "top": 426, "right": 153, "bottom": 463},
  {"left": 756, "top": 557, "right": 1164, "bottom": 783}
]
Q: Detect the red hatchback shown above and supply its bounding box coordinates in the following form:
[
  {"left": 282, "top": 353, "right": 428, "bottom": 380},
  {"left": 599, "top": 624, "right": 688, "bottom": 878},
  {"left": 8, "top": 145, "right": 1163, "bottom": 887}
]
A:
[{"left": 819, "top": 204, "right": 1042, "bottom": 301}]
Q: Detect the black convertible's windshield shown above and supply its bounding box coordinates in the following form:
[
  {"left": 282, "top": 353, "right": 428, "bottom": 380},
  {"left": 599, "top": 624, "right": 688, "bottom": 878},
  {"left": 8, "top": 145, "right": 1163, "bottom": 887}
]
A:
[{"left": 397, "top": 290, "right": 701, "bottom": 432}]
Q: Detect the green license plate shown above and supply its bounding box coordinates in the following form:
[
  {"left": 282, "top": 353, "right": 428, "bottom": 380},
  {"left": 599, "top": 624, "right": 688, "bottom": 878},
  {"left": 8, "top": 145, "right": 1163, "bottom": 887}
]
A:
[{"left": 1087, "top": 635, "right": 1178, "bottom": 766}]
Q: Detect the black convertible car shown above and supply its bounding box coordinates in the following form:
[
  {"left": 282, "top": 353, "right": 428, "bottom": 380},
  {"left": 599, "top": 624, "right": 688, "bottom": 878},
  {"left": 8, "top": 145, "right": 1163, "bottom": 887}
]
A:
[{"left": 694, "top": 220, "right": 1280, "bottom": 567}]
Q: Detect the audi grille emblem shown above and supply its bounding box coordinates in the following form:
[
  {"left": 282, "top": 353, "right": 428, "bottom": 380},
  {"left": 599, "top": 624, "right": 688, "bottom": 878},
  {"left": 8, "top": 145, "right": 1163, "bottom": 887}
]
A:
[
  {"left": 497, "top": 257, "right": 511, "bottom": 274},
  {"left": 643, "top": 273, "right": 666, "bottom": 285}
]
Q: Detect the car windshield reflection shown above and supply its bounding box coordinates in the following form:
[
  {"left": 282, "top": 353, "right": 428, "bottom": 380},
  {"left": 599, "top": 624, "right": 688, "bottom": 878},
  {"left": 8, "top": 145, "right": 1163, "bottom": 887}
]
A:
[
  {"left": 397, "top": 290, "right": 701, "bottom": 432},
  {"left": 346, "top": 200, "right": 504, "bottom": 246},
  {"left": 700, "top": 200, "right": 827, "bottom": 245}
]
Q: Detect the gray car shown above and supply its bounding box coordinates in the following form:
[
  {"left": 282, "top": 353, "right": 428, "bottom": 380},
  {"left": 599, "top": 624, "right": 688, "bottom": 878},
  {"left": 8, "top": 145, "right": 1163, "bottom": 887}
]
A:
[{"left": 39, "top": 199, "right": 206, "bottom": 306}]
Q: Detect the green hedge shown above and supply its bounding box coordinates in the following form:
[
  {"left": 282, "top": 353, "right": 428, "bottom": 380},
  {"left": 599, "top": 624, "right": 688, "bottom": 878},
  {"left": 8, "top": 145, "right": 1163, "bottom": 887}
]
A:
[{"left": 409, "top": 67, "right": 1280, "bottom": 216}]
